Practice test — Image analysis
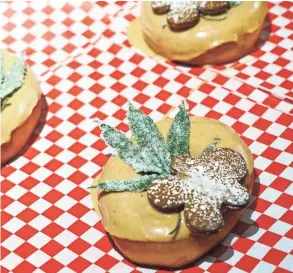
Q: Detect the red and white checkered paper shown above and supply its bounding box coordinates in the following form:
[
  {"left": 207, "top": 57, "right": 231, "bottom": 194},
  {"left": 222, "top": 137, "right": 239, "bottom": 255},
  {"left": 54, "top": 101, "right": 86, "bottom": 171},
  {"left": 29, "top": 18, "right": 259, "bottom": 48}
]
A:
[
  {"left": 181, "top": 2, "right": 293, "bottom": 103},
  {"left": 110, "top": 1, "right": 293, "bottom": 113},
  {"left": 1, "top": 2, "right": 293, "bottom": 273}
]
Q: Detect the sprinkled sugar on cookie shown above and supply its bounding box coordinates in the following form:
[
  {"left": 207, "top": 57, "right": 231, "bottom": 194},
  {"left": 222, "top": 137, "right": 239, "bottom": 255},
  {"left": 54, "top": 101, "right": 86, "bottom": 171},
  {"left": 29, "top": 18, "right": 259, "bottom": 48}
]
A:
[
  {"left": 148, "top": 148, "right": 249, "bottom": 234},
  {"left": 92, "top": 102, "right": 249, "bottom": 235},
  {"left": 167, "top": 2, "right": 199, "bottom": 31},
  {"left": 151, "top": 1, "right": 171, "bottom": 14},
  {"left": 151, "top": 1, "right": 241, "bottom": 31},
  {"left": 199, "top": 1, "right": 230, "bottom": 15},
  {"left": 91, "top": 100, "right": 255, "bottom": 267}
]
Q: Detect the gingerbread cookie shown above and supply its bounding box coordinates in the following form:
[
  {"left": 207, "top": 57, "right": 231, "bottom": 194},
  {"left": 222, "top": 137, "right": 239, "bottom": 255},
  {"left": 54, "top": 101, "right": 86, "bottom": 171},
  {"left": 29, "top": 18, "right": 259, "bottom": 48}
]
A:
[
  {"left": 167, "top": 2, "right": 199, "bottom": 31},
  {"left": 199, "top": 1, "right": 230, "bottom": 15},
  {"left": 151, "top": 1, "right": 171, "bottom": 14},
  {"left": 92, "top": 102, "right": 254, "bottom": 267},
  {"left": 151, "top": 1, "right": 241, "bottom": 32},
  {"left": 148, "top": 147, "right": 249, "bottom": 234}
]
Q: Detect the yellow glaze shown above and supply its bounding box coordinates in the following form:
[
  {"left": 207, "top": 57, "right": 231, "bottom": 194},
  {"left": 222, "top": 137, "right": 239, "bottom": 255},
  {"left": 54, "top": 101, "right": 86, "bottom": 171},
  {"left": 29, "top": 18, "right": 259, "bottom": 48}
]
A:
[
  {"left": 92, "top": 117, "right": 254, "bottom": 242},
  {"left": 129, "top": 1, "right": 268, "bottom": 61},
  {"left": 127, "top": 18, "right": 166, "bottom": 61},
  {"left": 1, "top": 50, "right": 41, "bottom": 145}
]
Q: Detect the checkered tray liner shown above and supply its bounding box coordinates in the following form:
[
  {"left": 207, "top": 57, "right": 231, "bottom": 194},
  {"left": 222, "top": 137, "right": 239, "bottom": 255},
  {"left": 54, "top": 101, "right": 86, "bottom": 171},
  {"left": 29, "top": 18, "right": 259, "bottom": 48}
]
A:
[
  {"left": 179, "top": 1, "right": 293, "bottom": 102},
  {"left": 1, "top": 2, "right": 293, "bottom": 273},
  {"left": 112, "top": 1, "right": 293, "bottom": 113},
  {"left": 2, "top": 1, "right": 292, "bottom": 114}
]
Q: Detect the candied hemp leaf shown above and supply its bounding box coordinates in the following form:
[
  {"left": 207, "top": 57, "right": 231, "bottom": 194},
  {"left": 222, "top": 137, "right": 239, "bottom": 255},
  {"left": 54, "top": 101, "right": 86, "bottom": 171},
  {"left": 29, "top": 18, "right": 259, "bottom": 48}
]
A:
[
  {"left": 89, "top": 174, "right": 166, "bottom": 192},
  {"left": 0, "top": 55, "right": 26, "bottom": 111},
  {"left": 128, "top": 103, "right": 171, "bottom": 175},
  {"left": 99, "top": 122, "right": 165, "bottom": 174},
  {"left": 167, "top": 102, "right": 190, "bottom": 158}
]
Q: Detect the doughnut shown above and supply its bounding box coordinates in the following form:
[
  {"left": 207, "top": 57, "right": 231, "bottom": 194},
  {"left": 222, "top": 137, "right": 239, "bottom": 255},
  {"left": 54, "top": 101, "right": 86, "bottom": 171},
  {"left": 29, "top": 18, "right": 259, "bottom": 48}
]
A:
[
  {"left": 148, "top": 148, "right": 249, "bottom": 234},
  {"left": 1, "top": 50, "right": 41, "bottom": 165},
  {"left": 141, "top": 1, "right": 268, "bottom": 65},
  {"left": 91, "top": 111, "right": 254, "bottom": 268}
]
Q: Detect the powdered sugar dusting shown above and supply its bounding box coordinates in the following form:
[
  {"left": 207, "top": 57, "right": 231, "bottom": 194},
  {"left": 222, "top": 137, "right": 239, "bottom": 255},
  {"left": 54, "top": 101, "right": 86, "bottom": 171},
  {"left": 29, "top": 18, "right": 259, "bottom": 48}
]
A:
[
  {"left": 170, "top": 1, "right": 199, "bottom": 11},
  {"left": 199, "top": 1, "right": 208, "bottom": 10},
  {"left": 151, "top": 1, "right": 240, "bottom": 31},
  {"left": 168, "top": 1, "right": 199, "bottom": 25},
  {"left": 151, "top": 1, "right": 171, "bottom": 14},
  {"left": 147, "top": 147, "right": 249, "bottom": 234},
  {"left": 152, "top": 1, "right": 170, "bottom": 9}
]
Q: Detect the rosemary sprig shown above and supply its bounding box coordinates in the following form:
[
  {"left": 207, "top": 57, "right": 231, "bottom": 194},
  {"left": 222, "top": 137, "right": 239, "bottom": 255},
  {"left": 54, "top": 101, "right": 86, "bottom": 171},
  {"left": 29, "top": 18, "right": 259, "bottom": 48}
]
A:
[{"left": 169, "top": 213, "right": 181, "bottom": 235}]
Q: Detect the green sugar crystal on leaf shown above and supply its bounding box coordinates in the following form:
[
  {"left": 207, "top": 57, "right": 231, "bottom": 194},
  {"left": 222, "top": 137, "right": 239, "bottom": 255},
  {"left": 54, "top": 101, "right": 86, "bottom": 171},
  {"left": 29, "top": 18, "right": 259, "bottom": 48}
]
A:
[
  {"left": 204, "top": 138, "right": 221, "bottom": 151},
  {"left": 230, "top": 1, "right": 241, "bottom": 8},
  {"left": 167, "top": 102, "right": 190, "bottom": 158},
  {"left": 92, "top": 101, "right": 192, "bottom": 193},
  {"left": 140, "top": 146, "right": 164, "bottom": 170},
  {"left": 128, "top": 103, "right": 171, "bottom": 174},
  {"left": 89, "top": 174, "right": 164, "bottom": 192},
  {"left": 100, "top": 123, "right": 165, "bottom": 174},
  {"left": 1, "top": 55, "right": 27, "bottom": 111},
  {"left": 1, "top": 56, "right": 26, "bottom": 99}
]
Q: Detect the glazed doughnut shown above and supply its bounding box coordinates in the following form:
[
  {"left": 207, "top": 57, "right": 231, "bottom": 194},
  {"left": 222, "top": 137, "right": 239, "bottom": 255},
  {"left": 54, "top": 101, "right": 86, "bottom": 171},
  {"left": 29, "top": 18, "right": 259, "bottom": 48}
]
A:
[
  {"left": 91, "top": 116, "right": 254, "bottom": 268},
  {"left": 1, "top": 50, "right": 41, "bottom": 165},
  {"left": 141, "top": 1, "right": 268, "bottom": 65}
]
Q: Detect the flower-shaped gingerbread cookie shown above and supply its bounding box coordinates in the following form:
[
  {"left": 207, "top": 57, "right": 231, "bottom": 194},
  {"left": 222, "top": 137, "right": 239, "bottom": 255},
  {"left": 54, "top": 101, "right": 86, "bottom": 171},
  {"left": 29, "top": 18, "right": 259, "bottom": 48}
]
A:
[
  {"left": 151, "top": 1, "right": 232, "bottom": 31},
  {"left": 147, "top": 148, "right": 249, "bottom": 234}
]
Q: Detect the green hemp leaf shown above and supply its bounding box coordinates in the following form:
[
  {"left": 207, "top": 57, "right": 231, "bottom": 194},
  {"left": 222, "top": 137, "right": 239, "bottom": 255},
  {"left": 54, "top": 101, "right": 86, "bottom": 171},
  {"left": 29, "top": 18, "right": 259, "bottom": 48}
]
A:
[
  {"left": 92, "top": 102, "right": 191, "bottom": 192},
  {"left": 89, "top": 174, "right": 167, "bottom": 192},
  {"left": 205, "top": 137, "right": 221, "bottom": 151},
  {"left": 99, "top": 122, "right": 165, "bottom": 174},
  {"left": 128, "top": 103, "right": 172, "bottom": 175},
  {"left": 167, "top": 101, "right": 190, "bottom": 158},
  {"left": 0, "top": 54, "right": 27, "bottom": 111}
]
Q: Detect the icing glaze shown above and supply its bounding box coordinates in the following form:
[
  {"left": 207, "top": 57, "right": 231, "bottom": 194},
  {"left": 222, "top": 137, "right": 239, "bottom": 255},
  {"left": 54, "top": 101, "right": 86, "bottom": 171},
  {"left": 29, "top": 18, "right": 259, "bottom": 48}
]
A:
[
  {"left": 1, "top": 50, "right": 41, "bottom": 145},
  {"left": 148, "top": 148, "right": 249, "bottom": 234},
  {"left": 137, "top": 1, "right": 268, "bottom": 62},
  {"left": 92, "top": 116, "right": 254, "bottom": 242}
]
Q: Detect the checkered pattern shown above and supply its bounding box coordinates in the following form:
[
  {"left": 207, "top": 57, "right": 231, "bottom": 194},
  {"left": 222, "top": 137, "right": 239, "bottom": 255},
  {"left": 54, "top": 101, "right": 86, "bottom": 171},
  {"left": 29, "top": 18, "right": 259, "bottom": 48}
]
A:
[
  {"left": 0, "top": 1, "right": 126, "bottom": 76},
  {"left": 217, "top": 2, "right": 293, "bottom": 100},
  {"left": 174, "top": 2, "right": 293, "bottom": 106},
  {"left": 1, "top": 2, "right": 293, "bottom": 273},
  {"left": 109, "top": 1, "right": 293, "bottom": 114}
]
